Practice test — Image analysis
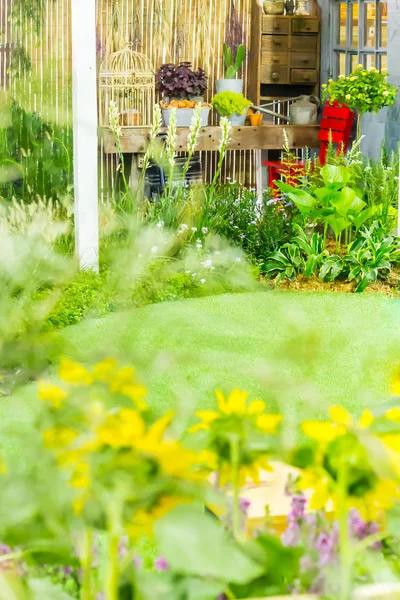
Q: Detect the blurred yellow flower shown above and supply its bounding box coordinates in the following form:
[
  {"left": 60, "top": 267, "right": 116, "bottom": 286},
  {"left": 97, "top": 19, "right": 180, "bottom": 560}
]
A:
[
  {"left": 43, "top": 426, "right": 78, "bottom": 449},
  {"left": 59, "top": 357, "right": 92, "bottom": 386},
  {"left": 127, "top": 495, "right": 186, "bottom": 537},
  {"left": 189, "top": 389, "right": 282, "bottom": 433},
  {"left": 219, "top": 455, "right": 273, "bottom": 487},
  {"left": 109, "top": 365, "right": 147, "bottom": 410},
  {"left": 302, "top": 405, "right": 373, "bottom": 443},
  {"left": 92, "top": 357, "right": 118, "bottom": 382},
  {"left": 38, "top": 380, "right": 68, "bottom": 408}
]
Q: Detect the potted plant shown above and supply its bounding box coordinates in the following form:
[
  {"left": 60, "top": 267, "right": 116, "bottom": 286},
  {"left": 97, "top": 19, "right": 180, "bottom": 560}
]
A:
[
  {"left": 212, "top": 91, "right": 252, "bottom": 125},
  {"left": 216, "top": 42, "right": 246, "bottom": 94},
  {"left": 322, "top": 65, "right": 397, "bottom": 139},
  {"left": 156, "top": 62, "right": 210, "bottom": 127}
]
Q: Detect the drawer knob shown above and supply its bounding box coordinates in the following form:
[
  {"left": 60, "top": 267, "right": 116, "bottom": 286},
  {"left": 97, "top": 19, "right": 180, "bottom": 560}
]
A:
[
  {"left": 303, "top": 74, "right": 310, "bottom": 80},
  {"left": 273, "top": 58, "right": 279, "bottom": 62},
  {"left": 274, "top": 40, "right": 281, "bottom": 45},
  {"left": 302, "top": 59, "right": 309, "bottom": 63},
  {"left": 272, "top": 72, "right": 280, "bottom": 80},
  {"left": 273, "top": 23, "right": 281, "bottom": 30}
]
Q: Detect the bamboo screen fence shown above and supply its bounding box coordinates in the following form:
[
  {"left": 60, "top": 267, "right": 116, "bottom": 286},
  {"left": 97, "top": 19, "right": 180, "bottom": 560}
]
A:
[{"left": 0, "top": 0, "right": 258, "bottom": 198}]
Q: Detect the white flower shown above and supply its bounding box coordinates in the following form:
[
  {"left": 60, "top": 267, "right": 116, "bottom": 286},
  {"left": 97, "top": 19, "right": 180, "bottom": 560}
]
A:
[
  {"left": 191, "top": 227, "right": 197, "bottom": 232},
  {"left": 181, "top": 223, "right": 189, "bottom": 230},
  {"left": 151, "top": 246, "right": 158, "bottom": 254},
  {"left": 202, "top": 227, "right": 208, "bottom": 234},
  {"left": 235, "top": 257, "right": 242, "bottom": 262},
  {"left": 201, "top": 259, "right": 214, "bottom": 270},
  {"left": 214, "top": 250, "right": 221, "bottom": 255},
  {"left": 191, "top": 273, "right": 197, "bottom": 278},
  {"left": 200, "top": 279, "right": 206, "bottom": 284},
  {"left": 156, "top": 221, "right": 164, "bottom": 229}
]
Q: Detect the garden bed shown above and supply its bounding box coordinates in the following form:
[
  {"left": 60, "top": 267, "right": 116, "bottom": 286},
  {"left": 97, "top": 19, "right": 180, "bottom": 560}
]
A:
[{"left": 275, "top": 269, "right": 400, "bottom": 296}]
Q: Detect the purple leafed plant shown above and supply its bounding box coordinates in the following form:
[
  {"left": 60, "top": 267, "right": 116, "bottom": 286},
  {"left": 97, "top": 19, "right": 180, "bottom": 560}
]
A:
[{"left": 156, "top": 62, "right": 208, "bottom": 100}]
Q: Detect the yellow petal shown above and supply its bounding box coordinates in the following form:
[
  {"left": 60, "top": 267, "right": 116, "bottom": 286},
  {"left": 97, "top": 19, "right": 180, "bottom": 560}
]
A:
[
  {"left": 386, "top": 407, "right": 400, "bottom": 422},
  {"left": 226, "top": 389, "right": 248, "bottom": 414},
  {"left": 309, "top": 483, "right": 331, "bottom": 510},
  {"left": 302, "top": 420, "right": 344, "bottom": 442},
  {"left": 58, "top": 357, "right": 92, "bottom": 386},
  {"left": 92, "top": 358, "right": 117, "bottom": 382},
  {"left": 248, "top": 400, "right": 267, "bottom": 415},
  {"left": 216, "top": 390, "right": 228, "bottom": 413},
  {"left": 329, "top": 406, "right": 352, "bottom": 425},
  {"left": 120, "top": 383, "right": 148, "bottom": 408},
  {"left": 146, "top": 411, "right": 174, "bottom": 444},
  {"left": 256, "top": 414, "right": 282, "bottom": 433},
  {"left": 43, "top": 426, "right": 78, "bottom": 449},
  {"left": 195, "top": 410, "right": 219, "bottom": 424},
  {"left": 244, "top": 464, "right": 260, "bottom": 485},
  {"left": 0, "top": 457, "right": 7, "bottom": 475},
  {"left": 381, "top": 433, "right": 400, "bottom": 453},
  {"left": 38, "top": 380, "right": 68, "bottom": 408},
  {"left": 392, "top": 379, "right": 400, "bottom": 396},
  {"left": 359, "top": 409, "right": 374, "bottom": 429},
  {"left": 188, "top": 423, "right": 210, "bottom": 434}
]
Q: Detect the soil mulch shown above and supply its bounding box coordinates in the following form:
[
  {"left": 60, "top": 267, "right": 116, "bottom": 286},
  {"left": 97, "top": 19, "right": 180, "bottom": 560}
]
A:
[{"left": 274, "top": 269, "right": 400, "bottom": 296}]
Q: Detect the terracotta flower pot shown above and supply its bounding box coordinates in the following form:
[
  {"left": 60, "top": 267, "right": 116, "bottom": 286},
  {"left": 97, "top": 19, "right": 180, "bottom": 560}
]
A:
[{"left": 250, "top": 113, "right": 263, "bottom": 126}]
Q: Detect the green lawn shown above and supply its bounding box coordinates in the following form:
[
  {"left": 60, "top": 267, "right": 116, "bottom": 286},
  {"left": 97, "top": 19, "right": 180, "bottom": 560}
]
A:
[
  {"left": 3, "top": 290, "right": 400, "bottom": 461},
  {"left": 61, "top": 290, "right": 400, "bottom": 433}
]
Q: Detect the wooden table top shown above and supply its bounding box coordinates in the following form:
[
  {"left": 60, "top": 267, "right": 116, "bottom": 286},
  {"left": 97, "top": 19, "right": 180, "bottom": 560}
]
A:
[{"left": 101, "top": 124, "right": 320, "bottom": 154}]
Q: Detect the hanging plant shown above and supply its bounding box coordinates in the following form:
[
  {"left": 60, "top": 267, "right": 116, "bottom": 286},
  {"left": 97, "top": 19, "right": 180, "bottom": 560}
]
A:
[{"left": 10, "top": 0, "right": 47, "bottom": 36}]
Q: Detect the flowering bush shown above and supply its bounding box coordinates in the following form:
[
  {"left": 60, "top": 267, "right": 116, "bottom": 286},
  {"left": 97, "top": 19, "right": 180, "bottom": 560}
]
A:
[
  {"left": 212, "top": 91, "right": 251, "bottom": 117},
  {"left": 322, "top": 66, "right": 397, "bottom": 115}
]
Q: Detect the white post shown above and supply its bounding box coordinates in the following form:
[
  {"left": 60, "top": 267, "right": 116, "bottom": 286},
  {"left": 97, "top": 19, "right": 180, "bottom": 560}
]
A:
[{"left": 71, "top": 0, "right": 99, "bottom": 271}]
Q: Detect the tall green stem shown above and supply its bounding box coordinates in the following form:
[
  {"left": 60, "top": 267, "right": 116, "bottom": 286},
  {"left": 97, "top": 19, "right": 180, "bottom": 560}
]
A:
[
  {"left": 230, "top": 437, "right": 241, "bottom": 540},
  {"left": 81, "top": 528, "right": 93, "bottom": 600},
  {"left": 338, "top": 463, "right": 352, "bottom": 600},
  {"left": 105, "top": 533, "right": 119, "bottom": 600}
]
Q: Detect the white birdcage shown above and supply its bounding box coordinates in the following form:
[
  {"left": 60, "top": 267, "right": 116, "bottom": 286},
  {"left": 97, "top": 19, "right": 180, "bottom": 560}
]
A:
[{"left": 99, "top": 41, "right": 155, "bottom": 127}]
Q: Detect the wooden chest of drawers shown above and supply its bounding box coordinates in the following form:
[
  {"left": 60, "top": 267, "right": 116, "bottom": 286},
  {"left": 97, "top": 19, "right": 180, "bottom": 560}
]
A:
[{"left": 248, "top": 4, "right": 321, "bottom": 106}]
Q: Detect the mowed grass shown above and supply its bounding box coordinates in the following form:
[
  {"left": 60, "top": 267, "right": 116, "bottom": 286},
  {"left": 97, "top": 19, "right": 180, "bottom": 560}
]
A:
[
  {"left": 62, "top": 290, "right": 400, "bottom": 433},
  {"left": 3, "top": 290, "right": 400, "bottom": 458}
]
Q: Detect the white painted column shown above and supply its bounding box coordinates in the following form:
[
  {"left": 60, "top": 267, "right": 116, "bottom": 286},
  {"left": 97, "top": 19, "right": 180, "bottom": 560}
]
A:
[{"left": 71, "top": 0, "right": 99, "bottom": 271}]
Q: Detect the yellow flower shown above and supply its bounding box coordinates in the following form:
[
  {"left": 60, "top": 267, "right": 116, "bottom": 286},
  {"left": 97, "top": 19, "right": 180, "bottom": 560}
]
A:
[
  {"left": 70, "top": 461, "right": 91, "bottom": 489},
  {"left": 350, "top": 76, "right": 357, "bottom": 81},
  {"left": 219, "top": 455, "right": 273, "bottom": 487},
  {"left": 38, "top": 380, "right": 68, "bottom": 408},
  {"left": 392, "top": 373, "right": 400, "bottom": 396},
  {"left": 338, "top": 74, "right": 345, "bottom": 79},
  {"left": 97, "top": 408, "right": 146, "bottom": 448},
  {"left": 345, "top": 94, "right": 351, "bottom": 100},
  {"left": 92, "top": 358, "right": 118, "bottom": 382},
  {"left": 321, "top": 83, "right": 327, "bottom": 88},
  {"left": 190, "top": 389, "right": 281, "bottom": 433},
  {"left": 58, "top": 357, "right": 92, "bottom": 386},
  {"left": 302, "top": 405, "right": 373, "bottom": 443},
  {"left": 127, "top": 495, "right": 186, "bottom": 537},
  {"left": 43, "top": 426, "right": 78, "bottom": 449},
  {"left": 109, "top": 366, "right": 147, "bottom": 410},
  {"left": 383, "top": 90, "right": 389, "bottom": 96}
]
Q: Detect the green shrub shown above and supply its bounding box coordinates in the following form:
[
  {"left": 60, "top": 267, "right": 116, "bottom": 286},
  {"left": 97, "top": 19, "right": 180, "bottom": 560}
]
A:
[
  {"left": 211, "top": 91, "right": 251, "bottom": 117},
  {"left": 45, "top": 270, "right": 110, "bottom": 329}
]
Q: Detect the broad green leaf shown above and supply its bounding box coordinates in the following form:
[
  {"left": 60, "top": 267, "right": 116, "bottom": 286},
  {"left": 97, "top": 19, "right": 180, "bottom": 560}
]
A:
[
  {"left": 186, "top": 578, "right": 225, "bottom": 600},
  {"left": 325, "top": 215, "right": 350, "bottom": 238},
  {"left": 320, "top": 164, "right": 351, "bottom": 185},
  {"left": 330, "top": 187, "right": 357, "bottom": 217},
  {"left": 155, "top": 505, "right": 263, "bottom": 584}
]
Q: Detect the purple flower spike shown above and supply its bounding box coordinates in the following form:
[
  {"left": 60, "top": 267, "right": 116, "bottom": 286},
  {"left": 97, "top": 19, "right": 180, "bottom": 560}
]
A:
[
  {"left": 133, "top": 556, "right": 143, "bottom": 568},
  {"left": 239, "top": 497, "right": 251, "bottom": 513},
  {"left": 281, "top": 521, "right": 301, "bottom": 547},
  {"left": 315, "top": 532, "right": 337, "bottom": 566},
  {"left": 288, "top": 495, "right": 307, "bottom": 521},
  {"left": 154, "top": 556, "right": 169, "bottom": 571}
]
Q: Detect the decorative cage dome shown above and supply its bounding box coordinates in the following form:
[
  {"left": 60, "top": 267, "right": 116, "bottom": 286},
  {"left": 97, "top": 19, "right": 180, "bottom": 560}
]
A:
[{"left": 99, "top": 42, "right": 155, "bottom": 128}]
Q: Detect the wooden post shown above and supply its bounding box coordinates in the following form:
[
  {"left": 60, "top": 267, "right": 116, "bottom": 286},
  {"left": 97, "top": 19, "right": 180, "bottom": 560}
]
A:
[{"left": 71, "top": 0, "right": 99, "bottom": 271}]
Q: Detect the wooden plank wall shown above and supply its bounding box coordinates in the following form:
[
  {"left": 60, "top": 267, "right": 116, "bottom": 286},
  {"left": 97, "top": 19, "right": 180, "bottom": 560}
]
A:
[{"left": 0, "top": 0, "right": 257, "bottom": 198}]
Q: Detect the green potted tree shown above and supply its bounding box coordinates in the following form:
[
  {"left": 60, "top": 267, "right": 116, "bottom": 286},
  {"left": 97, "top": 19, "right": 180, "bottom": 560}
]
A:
[{"left": 212, "top": 91, "right": 252, "bottom": 125}]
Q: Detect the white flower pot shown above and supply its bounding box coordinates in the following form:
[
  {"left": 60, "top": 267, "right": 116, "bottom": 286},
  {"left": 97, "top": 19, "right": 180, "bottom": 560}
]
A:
[
  {"left": 216, "top": 79, "right": 243, "bottom": 94},
  {"left": 162, "top": 107, "right": 210, "bottom": 128},
  {"left": 227, "top": 112, "right": 247, "bottom": 126}
]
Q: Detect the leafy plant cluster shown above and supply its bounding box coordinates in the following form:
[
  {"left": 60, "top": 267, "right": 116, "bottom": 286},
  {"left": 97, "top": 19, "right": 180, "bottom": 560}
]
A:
[
  {"left": 0, "top": 100, "right": 72, "bottom": 202},
  {"left": 212, "top": 91, "right": 251, "bottom": 117},
  {"left": 322, "top": 66, "right": 397, "bottom": 115},
  {"left": 265, "top": 221, "right": 400, "bottom": 292},
  {"left": 155, "top": 63, "right": 208, "bottom": 99}
]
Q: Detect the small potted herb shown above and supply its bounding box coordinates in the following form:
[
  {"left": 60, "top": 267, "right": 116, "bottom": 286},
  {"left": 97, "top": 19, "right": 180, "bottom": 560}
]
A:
[
  {"left": 212, "top": 91, "right": 252, "bottom": 125},
  {"left": 156, "top": 62, "right": 210, "bottom": 127}
]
